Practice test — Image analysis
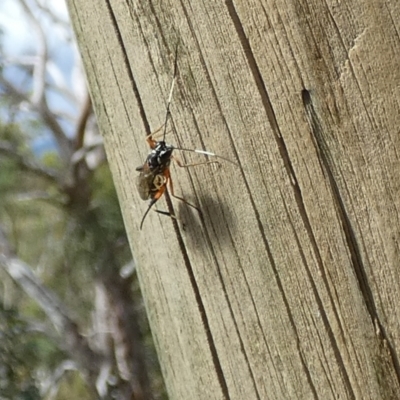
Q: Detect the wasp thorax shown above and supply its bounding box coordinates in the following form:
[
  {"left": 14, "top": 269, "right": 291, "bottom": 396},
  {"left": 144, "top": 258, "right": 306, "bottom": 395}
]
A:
[{"left": 147, "top": 141, "right": 173, "bottom": 169}]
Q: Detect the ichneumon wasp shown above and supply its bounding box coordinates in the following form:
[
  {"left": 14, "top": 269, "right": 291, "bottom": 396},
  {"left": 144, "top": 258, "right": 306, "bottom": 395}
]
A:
[{"left": 136, "top": 45, "right": 236, "bottom": 230}]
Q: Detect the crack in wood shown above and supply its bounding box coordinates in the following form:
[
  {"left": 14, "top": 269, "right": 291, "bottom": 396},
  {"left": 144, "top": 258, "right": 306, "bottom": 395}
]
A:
[
  {"left": 166, "top": 191, "right": 231, "bottom": 400},
  {"left": 223, "top": 1, "right": 329, "bottom": 397},
  {"left": 302, "top": 88, "right": 400, "bottom": 388},
  {"left": 105, "top": 0, "right": 151, "bottom": 136},
  {"left": 104, "top": 2, "right": 233, "bottom": 397}
]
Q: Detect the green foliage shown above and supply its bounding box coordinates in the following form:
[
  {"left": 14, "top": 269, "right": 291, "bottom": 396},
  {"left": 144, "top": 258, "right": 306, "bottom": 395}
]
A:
[
  {"left": 1, "top": 122, "right": 27, "bottom": 147},
  {"left": 90, "top": 163, "right": 127, "bottom": 243},
  {"left": 0, "top": 106, "right": 169, "bottom": 397},
  {"left": 0, "top": 302, "right": 41, "bottom": 400},
  {"left": 0, "top": 124, "right": 27, "bottom": 200},
  {"left": 0, "top": 156, "right": 18, "bottom": 203},
  {"left": 41, "top": 150, "right": 63, "bottom": 169},
  {"left": 0, "top": 301, "right": 80, "bottom": 400},
  {"left": 56, "top": 372, "right": 92, "bottom": 400}
]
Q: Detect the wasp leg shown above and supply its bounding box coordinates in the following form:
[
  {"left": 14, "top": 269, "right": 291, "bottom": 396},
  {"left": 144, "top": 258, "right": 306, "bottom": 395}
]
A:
[
  {"left": 145, "top": 124, "right": 173, "bottom": 141},
  {"left": 154, "top": 210, "right": 177, "bottom": 220},
  {"left": 145, "top": 126, "right": 163, "bottom": 149},
  {"left": 146, "top": 125, "right": 174, "bottom": 149},
  {"left": 172, "top": 156, "right": 221, "bottom": 169},
  {"left": 155, "top": 210, "right": 171, "bottom": 216},
  {"left": 165, "top": 169, "right": 201, "bottom": 214}
]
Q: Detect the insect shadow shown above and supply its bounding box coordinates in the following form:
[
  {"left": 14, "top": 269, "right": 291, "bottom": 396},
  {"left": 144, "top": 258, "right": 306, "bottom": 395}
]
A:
[{"left": 175, "top": 191, "right": 236, "bottom": 249}]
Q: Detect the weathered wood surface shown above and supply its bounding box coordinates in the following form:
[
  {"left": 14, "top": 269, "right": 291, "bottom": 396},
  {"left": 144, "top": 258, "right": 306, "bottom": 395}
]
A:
[{"left": 68, "top": 0, "right": 400, "bottom": 399}]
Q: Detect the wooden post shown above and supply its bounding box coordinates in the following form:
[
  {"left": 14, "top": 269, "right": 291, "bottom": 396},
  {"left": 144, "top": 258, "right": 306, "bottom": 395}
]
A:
[{"left": 68, "top": 0, "right": 400, "bottom": 398}]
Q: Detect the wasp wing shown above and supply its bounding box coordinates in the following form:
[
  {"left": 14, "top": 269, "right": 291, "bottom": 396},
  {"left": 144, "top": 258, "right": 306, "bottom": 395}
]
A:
[
  {"left": 136, "top": 164, "right": 155, "bottom": 201},
  {"left": 136, "top": 163, "right": 168, "bottom": 201}
]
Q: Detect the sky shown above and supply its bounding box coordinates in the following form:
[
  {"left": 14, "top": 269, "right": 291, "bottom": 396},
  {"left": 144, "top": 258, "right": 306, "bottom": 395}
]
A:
[
  {"left": 0, "top": 0, "right": 85, "bottom": 152},
  {"left": 0, "top": 0, "right": 69, "bottom": 55}
]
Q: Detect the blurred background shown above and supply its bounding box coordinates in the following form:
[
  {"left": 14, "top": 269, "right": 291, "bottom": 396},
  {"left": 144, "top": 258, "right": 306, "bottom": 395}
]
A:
[{"left": 0, "top": 0, "right": 165, "bottom": 399}]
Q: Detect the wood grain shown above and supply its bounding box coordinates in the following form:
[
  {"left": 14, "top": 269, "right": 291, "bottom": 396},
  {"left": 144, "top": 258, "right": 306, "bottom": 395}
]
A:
[{"left": 68, "top": 0, "right": 400, "bottom": 398}]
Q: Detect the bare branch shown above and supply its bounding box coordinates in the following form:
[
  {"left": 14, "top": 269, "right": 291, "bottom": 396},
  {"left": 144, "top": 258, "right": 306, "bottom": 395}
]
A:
[
  {"left": 101, "top": 262, "right": 152, "bottom": 399},
  {"left": 24, "top": 318, "right": 57, "bottom": 336},
  {"left": 0, "top": 227, "right": 104, "bottom": 379},
  {"left": 33, "top": 0, "right": 71, "bottom": 33},
  {"left": 13, "top": 191, "right": 67, "bottom": 208},
  {"left": 74, "top": 91, "right": 92, "bottom": 150},
  {"left": 92, "top": 283, "right": 114, "bottom": 397},
  {"left": 17, "top": 0, "right": 48, "bottom": 106},
  {"left": 40, "top": 360, "right": 80, "bottom": 399},
  {"left": 0, "top": 76, "right": 73, "bottom": 162},
  {"left": 119, "top": 260, "right": 136, "bottom": 279}
]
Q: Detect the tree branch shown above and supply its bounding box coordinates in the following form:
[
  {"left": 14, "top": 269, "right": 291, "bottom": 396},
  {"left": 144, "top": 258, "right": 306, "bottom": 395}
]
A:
[
  {"left": 0, "top": 140, "right": 60, "bottom": 182},
  {"left": 0, "top": 75, "right": 73, "bottom": 162},
  {"left": 74, "top": 91, "right": 92, "bottom": 150},
  {"left": 40, "top": 360, "right": 80, "bottom": 399},
  {"left": 18, "top": 0, "right": 47, "bottom": 106},
  {"left": 32, "top": 0, "right": 71, "bottom": 32}
]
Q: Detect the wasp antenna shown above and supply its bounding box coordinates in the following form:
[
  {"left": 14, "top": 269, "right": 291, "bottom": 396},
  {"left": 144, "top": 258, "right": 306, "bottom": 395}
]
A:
[
  {"left": 162, "top": 44, "right": 179, "bottom": 142},
  {"left": 173, "top": 146, "right": 238, "bottom": 166}
]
